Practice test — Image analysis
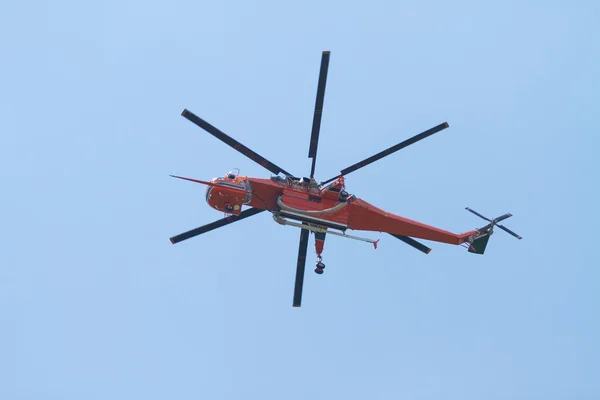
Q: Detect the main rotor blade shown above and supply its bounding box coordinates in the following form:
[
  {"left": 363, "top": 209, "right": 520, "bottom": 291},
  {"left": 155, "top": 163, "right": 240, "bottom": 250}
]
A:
[
  {"left": 292, "top": 224, "right": 310, "bottom": 307},
  {"left": 309, "top": 51, "right": 331, "bottom": 178},
  {"left": 389, "top": 234, "right": 432, "bottom": 254},
  {"left": 321, "top": 122, "right": 449, "bottom": 185},
  {"left": 181, "top": 109, "right": 296, "bottom": 178},
  {"left": 169, "top": 207, "right": 265, "bottom": 244}
]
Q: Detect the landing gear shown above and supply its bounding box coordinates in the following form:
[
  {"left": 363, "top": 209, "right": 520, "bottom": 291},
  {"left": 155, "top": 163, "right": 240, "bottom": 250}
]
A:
[{"left": 314, "top": 257, "right": 325, "bottom": 274}]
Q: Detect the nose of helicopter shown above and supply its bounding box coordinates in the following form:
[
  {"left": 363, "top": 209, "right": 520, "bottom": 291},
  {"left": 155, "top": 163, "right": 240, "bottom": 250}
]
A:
[
  {"left": 203, "top": 175, "right": 248, "bottom": 215},
  {"left": 204, "top": 177, "right": 218, "bottom": 202}
]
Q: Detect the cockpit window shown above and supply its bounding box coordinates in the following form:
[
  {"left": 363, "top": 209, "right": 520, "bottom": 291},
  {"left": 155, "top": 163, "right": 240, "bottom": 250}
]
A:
[{"left": 226, "top": 168, "right": 240, "bottom": 179}]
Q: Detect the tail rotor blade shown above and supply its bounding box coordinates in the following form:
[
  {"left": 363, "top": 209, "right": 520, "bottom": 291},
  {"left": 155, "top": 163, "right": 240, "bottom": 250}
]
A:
[
  {"left": 493, "top": 213, "right": 512, "bottom": 224},
  {"left": 497, "top": 224, "right": 523, "bottom": 240},
  {"left": 465, "top": 207, "right": 491, "bottom": 222}
]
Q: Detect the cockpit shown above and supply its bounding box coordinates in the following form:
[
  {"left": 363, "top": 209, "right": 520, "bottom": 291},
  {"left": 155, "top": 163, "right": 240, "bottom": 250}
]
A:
[
  {"left": 204, "top": 168, "right": 252, "bottom": 211},
  {"left": 226, "top": 168, "right": 240, "bottom": 180}
]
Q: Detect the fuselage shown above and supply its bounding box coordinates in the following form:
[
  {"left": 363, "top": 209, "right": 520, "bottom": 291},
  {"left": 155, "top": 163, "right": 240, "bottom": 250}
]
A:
[{"left": 206, "top": 170, "right": 477, "bottom": 245}]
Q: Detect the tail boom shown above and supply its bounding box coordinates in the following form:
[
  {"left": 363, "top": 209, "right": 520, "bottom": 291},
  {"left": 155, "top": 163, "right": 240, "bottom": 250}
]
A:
[{"left": 347, "top": 199, "right": 477, "bottom": 245}]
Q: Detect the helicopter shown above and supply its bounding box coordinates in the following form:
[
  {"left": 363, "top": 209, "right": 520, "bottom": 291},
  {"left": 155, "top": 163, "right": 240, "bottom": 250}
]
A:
[{"left": 169, "top": 51, "right": 522, "bottom": 307}]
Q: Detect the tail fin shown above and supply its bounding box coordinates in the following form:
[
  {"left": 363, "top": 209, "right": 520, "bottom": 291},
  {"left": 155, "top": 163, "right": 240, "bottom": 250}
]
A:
[
  {"left": 467, "top": 233, "right": 491, "bottom": 254},
  {"left": 465, "top": 208, "right": 522, "bottom": 255}
]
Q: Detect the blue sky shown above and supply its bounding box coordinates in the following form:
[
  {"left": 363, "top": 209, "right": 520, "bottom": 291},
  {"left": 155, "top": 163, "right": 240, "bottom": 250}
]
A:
[{"left": 2, "top": 0, "right": 599, "bottom": 398}]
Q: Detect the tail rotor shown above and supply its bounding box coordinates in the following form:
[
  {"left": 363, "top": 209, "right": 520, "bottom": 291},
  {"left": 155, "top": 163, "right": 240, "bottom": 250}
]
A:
[
  {"left": 466, "top": 207, "right": 523, "bottom": 240},
  {"left": 465, "top": 207, "right": 522, "bottom": 255}
]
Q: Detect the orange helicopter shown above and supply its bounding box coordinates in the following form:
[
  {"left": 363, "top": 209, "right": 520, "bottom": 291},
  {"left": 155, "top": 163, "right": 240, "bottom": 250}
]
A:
[{"left": 170, "top": 51, "right": 522, "bottom": 307}]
